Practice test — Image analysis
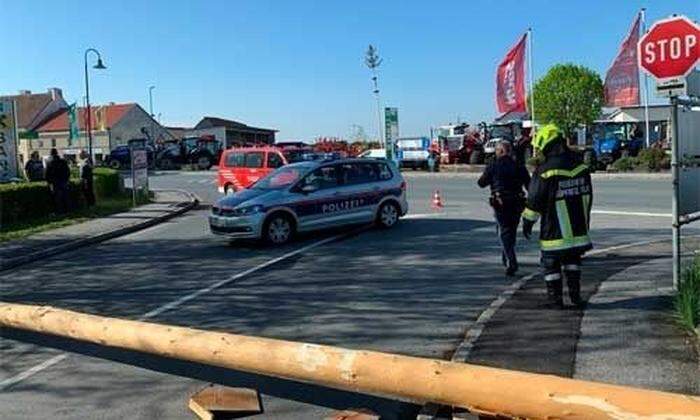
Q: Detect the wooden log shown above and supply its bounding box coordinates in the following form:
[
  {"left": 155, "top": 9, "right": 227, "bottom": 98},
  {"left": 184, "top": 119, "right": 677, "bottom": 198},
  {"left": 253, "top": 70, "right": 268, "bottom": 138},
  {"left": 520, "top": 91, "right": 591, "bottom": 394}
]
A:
[{"left": 1, "top": 303, "right": 699, "bottom": 419}]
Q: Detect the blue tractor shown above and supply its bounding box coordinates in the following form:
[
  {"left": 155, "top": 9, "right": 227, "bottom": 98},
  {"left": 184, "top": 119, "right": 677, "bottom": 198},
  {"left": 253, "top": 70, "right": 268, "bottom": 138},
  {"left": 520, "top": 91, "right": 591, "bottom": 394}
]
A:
[{"left": 584, "top": 123, "right": 645, "bottom": 170}]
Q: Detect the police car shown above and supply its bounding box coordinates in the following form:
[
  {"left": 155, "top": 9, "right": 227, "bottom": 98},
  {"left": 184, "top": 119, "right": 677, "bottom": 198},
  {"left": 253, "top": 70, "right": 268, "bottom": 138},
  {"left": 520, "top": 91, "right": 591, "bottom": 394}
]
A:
[{"left": 209, "top": 158, "right": 408, "bottom": 244}]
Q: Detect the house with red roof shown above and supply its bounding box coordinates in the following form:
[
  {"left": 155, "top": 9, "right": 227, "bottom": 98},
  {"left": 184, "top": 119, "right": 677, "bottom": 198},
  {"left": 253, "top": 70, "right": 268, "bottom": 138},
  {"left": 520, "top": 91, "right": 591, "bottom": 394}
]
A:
[
  {"left": 0, "top": 88, "right": 68, "bottom": 163},
  {"left": 31, "top": 102, "right": 173, "bottom": 162}
]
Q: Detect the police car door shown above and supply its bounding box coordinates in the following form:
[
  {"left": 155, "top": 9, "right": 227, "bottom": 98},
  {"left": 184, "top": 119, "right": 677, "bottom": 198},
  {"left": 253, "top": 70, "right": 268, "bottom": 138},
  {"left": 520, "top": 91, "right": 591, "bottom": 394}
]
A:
[
  {"left": 336, "top": 162, "right": 376, "bottom": 224},
  {"left": 294, "top": 164, "right": 342, "bottom": 230}
]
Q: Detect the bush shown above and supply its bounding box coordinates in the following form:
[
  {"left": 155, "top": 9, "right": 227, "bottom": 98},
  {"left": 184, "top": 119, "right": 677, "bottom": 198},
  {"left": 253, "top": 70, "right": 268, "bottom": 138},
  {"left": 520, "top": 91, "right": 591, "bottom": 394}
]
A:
[
  {"left": 636, "top": 148, "right": 668, "bottom": 172},
  {"left": 611, "top": 157, "right": 636, "bottom": 172},
  {"left": 675, "top": 257, "right": 700, "bottom": 333},
  {"left": 0, "top": 168, "right": 122, "bottom": 226}
]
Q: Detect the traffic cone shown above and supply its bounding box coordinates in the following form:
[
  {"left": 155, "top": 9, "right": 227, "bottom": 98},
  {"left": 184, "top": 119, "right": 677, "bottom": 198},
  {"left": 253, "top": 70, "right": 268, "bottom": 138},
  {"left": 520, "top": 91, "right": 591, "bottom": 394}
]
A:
[{"left": 431, "top": 190, "right": 444, "bottom": 209}]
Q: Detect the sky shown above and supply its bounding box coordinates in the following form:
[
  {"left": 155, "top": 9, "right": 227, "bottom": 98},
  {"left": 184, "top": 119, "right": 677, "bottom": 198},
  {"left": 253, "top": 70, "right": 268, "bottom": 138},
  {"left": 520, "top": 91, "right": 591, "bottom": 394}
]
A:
[{"left": 5, "top": 0, "right": 699, "bottom": 141}]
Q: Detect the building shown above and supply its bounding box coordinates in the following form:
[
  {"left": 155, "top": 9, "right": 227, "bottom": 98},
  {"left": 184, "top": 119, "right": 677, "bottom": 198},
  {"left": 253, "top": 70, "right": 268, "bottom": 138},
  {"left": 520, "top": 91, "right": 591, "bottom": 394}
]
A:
[
  {"left": 0, "top": 88, "right": 68, "bottom": 163},
  {"left": 186, "top": 117, "right": 277, "bottom": 148},
  {"left": 30, "top": 103, "right": 173, "bottom": 163}
]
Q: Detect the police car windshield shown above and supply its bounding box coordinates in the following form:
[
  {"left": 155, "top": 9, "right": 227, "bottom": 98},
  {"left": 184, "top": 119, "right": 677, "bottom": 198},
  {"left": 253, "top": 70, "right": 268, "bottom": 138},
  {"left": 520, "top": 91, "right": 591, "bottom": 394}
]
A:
[{"left": 251, "top": 164, "right": 313, "bottom": 190}]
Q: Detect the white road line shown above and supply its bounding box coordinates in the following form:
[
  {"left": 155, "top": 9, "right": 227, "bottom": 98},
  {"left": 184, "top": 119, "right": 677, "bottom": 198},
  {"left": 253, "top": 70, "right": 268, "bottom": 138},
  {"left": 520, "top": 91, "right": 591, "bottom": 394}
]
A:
[
  {"left": 0, "top": 232, "right": 350, "bottom": 391},
  {"left": 592, "top": 209, "right": 670, "bottom": 218}
]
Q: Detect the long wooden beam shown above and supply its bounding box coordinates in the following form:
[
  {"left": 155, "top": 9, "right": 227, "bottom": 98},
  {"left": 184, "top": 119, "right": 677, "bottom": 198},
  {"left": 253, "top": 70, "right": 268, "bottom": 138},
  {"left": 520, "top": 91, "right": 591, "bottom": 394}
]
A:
[{"left": 1, "top": 302, "right": 699, "bottom": 419}]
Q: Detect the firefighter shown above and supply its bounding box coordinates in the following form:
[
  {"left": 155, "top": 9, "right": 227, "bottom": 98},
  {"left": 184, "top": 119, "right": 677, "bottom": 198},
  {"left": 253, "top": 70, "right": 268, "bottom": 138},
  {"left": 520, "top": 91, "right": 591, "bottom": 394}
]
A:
[
  {"left": 478, "top": 140, "right": 530, "bottom": 276},
  {"left": 522, "top": 124, "right": 593, "bottom": 308}
]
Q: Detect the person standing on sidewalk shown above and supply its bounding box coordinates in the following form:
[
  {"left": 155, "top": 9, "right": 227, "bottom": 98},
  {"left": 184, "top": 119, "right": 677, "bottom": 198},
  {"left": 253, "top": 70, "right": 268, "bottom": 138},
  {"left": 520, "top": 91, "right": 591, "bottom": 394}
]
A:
[
  {"left": 478, "top": 140, "right": 530, "bottom": 276},
  {"left": 45, "top": 148, "right": 71, "bottom": 214},
  {"left": 79, "top": 150, "right": 96, "bottom": 207},
  {"left": 522, "top": 124, "right": 593, "bottom": 308},
  {"left": 24, "top": 151, "right": 45, "bottom": 182}
]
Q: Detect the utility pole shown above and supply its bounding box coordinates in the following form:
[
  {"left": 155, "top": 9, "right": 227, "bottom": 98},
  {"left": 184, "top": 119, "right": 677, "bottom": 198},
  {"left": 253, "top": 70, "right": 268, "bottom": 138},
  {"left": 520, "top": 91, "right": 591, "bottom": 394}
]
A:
[
  {"left": 365, "top": 45, "right": 383, "bottom": 149},
  {"left": 148, "top": 85, "right": 156, "bottom": 145}
]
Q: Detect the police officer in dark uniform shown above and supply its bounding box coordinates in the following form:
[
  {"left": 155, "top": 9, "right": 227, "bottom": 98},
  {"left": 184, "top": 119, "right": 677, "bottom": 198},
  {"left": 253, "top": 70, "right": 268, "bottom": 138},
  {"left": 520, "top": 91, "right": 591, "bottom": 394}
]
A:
[
  {"left": 478, "top": 140, "right": 530, "bottom": 276},
  {"left": 522, "top": 124, "right": 593, "bottom": 308}
]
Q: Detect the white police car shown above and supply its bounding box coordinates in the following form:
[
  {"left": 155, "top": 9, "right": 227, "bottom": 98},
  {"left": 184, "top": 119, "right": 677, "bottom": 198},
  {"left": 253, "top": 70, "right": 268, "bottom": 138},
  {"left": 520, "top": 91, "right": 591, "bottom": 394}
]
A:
[{"left": 209, "top": 158, "right": 408, "bottom": 244}]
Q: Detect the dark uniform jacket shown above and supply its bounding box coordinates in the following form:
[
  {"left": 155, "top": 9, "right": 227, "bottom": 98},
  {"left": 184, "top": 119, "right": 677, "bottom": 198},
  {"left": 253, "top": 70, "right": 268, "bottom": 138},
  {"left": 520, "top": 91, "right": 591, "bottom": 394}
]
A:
[
  {"left": 523, "top": 150, "right": 593, "bottom": 255},
  {"left": 478, "top": 156, "right": 530, "bottom": 196}
]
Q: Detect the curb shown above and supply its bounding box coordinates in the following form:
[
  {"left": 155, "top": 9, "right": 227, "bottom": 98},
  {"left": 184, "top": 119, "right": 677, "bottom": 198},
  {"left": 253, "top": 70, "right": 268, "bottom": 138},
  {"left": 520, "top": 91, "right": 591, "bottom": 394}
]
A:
[{"left": 0, "top": 189, "right": 199, "bottom": 272}]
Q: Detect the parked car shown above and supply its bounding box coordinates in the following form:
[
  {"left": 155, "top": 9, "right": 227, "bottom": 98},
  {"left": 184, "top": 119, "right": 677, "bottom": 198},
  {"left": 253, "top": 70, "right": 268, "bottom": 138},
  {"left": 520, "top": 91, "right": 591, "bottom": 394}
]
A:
[
  {"left": 104, "top": 144, "right": 155, "bottom": 170},
  {"left": 210, "top": 158, "right": 408, "bottom": 244},
  {"left": 217, "top": 146, "right": 317, "bottom": 195},
  {"left": 357, "top": 149, "right": 387, "bottom": 159}
]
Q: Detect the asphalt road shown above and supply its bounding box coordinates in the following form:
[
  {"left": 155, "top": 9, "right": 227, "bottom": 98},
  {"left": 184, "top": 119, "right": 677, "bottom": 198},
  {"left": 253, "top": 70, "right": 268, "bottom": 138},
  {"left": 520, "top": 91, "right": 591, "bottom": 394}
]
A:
[{"left": 1, "top": 169, "right": 697, "bottom": 419}]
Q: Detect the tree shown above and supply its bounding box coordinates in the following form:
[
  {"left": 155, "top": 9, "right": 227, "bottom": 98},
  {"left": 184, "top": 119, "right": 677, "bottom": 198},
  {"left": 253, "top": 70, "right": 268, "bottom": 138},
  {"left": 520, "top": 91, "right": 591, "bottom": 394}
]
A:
[{"left": 531, "top": 64, "right": 604, "bottom": 138}]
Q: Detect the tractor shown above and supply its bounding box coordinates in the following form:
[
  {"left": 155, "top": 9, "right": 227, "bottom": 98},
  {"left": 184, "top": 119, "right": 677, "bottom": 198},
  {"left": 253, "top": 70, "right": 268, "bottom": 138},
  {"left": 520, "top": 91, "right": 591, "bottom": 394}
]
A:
[{"left": 155, "top": 135, "right": 222, "bottom": 170}]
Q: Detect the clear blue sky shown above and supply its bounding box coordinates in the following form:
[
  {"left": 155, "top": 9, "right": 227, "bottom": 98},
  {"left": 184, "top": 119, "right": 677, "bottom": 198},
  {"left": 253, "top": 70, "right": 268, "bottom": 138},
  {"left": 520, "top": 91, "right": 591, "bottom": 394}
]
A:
[{"left": 5, "top": 0, "right": 698, "bottom": 140}]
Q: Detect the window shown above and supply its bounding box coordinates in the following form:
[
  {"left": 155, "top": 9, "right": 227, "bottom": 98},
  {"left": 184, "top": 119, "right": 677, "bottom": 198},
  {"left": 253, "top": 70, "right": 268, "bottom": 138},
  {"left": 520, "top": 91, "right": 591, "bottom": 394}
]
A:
[
  {"left": 267, "top": 152, "right": 284, "bottom": 169},
  {"left": 339, "top": 162, "right": 378, "bottom": 185},
  {"left": 301, "top": 165, "right": 339, "bottom": 190},
  {"left": 225, "top": 152, "right": 245, "bottom": 167},
  {"left": 245, "top": 152, "right": 264, "bottom": 168},
  {"left": 376, "top": 163, "right": 392, "bottom": 180},
  {"left": 51, "top": 138, "right": 56, "bottom": 147}
]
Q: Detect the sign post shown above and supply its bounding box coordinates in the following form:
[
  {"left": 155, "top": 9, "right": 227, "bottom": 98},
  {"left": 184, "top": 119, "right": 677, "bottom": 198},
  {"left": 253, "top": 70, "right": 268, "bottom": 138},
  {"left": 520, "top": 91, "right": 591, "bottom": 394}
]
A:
[
  {"left": 638, "top": 14, "right": 700, "bottom": 289},
  {"left": 0, "top": 100, "right": 19, "bottom": 183},
  {"left": 384, "top": 107, "right": 398, "bottom": 162},
  {"left": 128, "top": 139, "right": 149, "bottom": 208}
]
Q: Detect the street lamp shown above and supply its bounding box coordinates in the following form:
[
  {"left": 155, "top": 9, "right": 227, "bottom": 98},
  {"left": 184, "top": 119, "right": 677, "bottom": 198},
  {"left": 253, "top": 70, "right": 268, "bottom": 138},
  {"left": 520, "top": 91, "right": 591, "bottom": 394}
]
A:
[{"left": 84, "top": 48, "right": 106, "bottom": 160}]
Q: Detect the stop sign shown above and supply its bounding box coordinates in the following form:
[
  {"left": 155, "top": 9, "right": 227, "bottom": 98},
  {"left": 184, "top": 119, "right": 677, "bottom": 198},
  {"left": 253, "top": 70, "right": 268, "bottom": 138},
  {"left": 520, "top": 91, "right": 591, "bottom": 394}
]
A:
[{"left": 638, "top": 15, "right": 700, "bottom": 80}]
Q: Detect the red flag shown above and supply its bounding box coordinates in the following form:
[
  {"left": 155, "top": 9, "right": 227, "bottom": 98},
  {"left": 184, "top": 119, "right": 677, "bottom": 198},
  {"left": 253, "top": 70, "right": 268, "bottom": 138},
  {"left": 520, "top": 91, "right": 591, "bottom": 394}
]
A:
[
  {"left": 604, "top": 13, "right": 641, "bottom": 107},
  {"left": 496, "top": 34, "right": 527, "bottom": 114}
]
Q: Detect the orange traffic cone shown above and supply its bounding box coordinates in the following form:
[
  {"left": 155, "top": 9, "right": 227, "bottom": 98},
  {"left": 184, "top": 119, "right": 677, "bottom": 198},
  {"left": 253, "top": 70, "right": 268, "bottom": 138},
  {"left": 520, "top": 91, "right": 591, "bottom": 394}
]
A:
[{"left": 431, "top": 190, "right": 444, "bottom": 209}]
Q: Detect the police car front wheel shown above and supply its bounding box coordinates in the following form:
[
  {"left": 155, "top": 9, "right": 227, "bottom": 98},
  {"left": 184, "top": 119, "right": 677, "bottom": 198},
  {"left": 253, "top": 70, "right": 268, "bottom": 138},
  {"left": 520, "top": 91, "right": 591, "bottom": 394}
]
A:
[
  {"left": 377, "top": 202, "right": 400, "bottom": 228},
  {"left": 264, "top": 214, "right": 294, "bottom": 245}
]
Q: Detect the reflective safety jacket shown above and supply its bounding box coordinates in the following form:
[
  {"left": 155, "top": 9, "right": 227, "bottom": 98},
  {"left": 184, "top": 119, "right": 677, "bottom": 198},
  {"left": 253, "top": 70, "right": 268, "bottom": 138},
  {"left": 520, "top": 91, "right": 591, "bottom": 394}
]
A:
[{"left": 522, "top": 151, "right": 593, "bottom": 255}]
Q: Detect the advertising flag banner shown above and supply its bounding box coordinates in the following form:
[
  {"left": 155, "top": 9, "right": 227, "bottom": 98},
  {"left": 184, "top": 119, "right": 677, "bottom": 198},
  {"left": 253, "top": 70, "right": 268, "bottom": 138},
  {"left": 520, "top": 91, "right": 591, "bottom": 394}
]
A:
[
  {"left": 604, "top": 13, "right": 641, "bottom": 106},
  {"left": 68, "top": 103, "right": 79, "bottom": 141},
  {"left": 496, "top": 34, "right": 527, "bottom": 114}
]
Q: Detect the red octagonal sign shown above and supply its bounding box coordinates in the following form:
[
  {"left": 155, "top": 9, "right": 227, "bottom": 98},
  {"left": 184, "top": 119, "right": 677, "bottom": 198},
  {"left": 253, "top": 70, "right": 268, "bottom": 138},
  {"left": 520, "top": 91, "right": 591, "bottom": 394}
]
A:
[{"left": 638, "top": 15, "right": 700, "bottom": 80}]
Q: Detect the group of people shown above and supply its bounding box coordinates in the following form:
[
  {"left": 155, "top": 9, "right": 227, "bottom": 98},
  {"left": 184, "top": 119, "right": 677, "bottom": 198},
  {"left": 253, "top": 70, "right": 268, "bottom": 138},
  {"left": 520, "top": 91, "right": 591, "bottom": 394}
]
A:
[
  {"left": 23, "top": 148, "right": 95, "bottom": 214},
  {"left": 479, "top": 124, "right": 593, "bottom": 309}
]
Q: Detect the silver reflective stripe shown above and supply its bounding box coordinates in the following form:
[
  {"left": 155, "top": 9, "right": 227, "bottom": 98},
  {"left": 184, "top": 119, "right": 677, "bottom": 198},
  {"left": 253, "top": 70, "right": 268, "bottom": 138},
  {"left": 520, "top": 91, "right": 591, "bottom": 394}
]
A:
[
  {"left": 563, "top": 264, "right": 580, "bottom": 271},
  {"left": 544, "top": 273, "right": 562, "bottom": 282}
]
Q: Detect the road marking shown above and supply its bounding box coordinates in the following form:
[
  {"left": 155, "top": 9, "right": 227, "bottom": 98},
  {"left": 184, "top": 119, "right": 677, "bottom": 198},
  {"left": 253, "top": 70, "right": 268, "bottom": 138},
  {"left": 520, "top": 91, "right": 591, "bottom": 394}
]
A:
[
  {"left": 592, "top": 209, "right": 670, "bottom": 218},
  {"left": 0, "top": 231, "right": 352, "bottom": 390}
]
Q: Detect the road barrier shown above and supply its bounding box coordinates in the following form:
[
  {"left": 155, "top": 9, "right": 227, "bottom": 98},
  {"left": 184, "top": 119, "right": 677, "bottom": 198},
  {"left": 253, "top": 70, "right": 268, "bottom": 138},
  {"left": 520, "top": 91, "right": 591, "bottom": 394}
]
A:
[{"left": 1, "top": 302, "right": 699, "bottom": 419}]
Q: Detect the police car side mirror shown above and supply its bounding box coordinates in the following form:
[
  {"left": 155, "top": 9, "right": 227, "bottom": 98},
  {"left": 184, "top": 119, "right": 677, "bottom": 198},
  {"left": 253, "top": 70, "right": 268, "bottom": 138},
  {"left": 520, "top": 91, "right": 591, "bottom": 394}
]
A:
[{"left": 300, "top": 184, "right": 318, "bottom": 194}]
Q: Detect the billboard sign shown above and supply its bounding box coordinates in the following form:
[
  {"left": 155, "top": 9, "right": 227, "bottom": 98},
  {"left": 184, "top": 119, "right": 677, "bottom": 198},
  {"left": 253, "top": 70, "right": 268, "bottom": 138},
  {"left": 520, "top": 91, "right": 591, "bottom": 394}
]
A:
[
  {"left": 384, "top": 107, "right": 398, "bottom": 161},
  {"left": 0, "top": 100, "right": 19, "bottom": 182}
]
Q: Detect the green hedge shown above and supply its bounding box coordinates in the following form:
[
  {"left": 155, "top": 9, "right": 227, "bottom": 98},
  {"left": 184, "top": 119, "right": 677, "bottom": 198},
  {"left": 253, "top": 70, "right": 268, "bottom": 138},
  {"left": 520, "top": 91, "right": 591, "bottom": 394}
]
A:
[
  {"left": 611, "top": 148, "right": 671, "bottom": 172},
  {"left": 1, "top": 168, "right": 122, "bottom": 226}
]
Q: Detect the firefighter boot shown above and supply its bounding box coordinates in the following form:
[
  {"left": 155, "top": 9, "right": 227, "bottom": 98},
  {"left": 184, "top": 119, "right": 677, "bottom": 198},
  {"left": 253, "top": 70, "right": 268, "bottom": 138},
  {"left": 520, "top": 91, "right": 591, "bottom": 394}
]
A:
[
  {"left": 565, "top": 269, "right": 583, "bottom": 308},
  {"left": 545, "top": 279, "right": 563, "bottom": 309}
]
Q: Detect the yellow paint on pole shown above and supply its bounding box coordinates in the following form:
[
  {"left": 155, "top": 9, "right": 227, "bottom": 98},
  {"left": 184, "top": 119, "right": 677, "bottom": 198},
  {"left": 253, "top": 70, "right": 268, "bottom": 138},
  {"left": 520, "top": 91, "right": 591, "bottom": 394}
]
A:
[{"left": 1, "top": 302, "right": 699, "bottom": 419}]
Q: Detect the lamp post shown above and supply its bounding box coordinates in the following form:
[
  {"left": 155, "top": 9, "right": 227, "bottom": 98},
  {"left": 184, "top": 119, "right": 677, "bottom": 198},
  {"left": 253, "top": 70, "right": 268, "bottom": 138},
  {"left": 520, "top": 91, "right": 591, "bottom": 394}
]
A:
[{"left": 84, "top": 48, "right": 106, "bottom": 160}]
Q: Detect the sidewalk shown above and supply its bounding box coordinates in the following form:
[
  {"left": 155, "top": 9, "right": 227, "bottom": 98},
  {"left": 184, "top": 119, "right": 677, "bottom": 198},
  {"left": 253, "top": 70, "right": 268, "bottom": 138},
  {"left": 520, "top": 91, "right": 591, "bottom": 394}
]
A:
[
  {"left": 575, "top": 254, "right": 699, "bottom": 395},
  {"left": 462, "top": 240, "right": 698, "bottom": 391},
  {"left": 0, "top": 190, "right": 197, "bottom": 272}
]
